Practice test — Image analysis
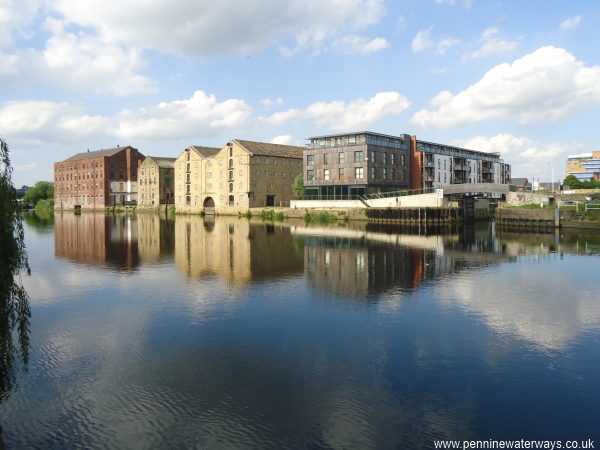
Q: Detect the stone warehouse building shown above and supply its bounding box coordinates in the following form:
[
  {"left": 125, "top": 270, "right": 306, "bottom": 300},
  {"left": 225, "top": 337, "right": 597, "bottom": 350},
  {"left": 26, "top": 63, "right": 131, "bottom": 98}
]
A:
[
  {"left": 303, "top": 131, "right": 510, "bottom": 198},
  {"left": 137, "top": 156, "right": 177, "bottom": 208},
  {"left": 175, "top": 140, "right": 303, "bottom": 214},
  {"left": 54, "top": 146, "right": 145, "bottom": 209}
]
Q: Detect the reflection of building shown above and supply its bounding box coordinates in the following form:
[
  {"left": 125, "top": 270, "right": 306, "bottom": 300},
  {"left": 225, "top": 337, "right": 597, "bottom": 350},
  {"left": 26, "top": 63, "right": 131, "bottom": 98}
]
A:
[
  {"left": 304, "top": 237, "right": 426, "bottom": 298},
  {"left": 565, "top": 151, "right": 600, "bottom": 181},
  {"left": 54, "top": 213, "right": 140, "bottom": 271},
  {"left": 54, "top": 146, "right": 145, "bottom": 209},
  {"left": 174, "top": 216, "right": 303, "bottom": 285},
  {"left": 138, "top": 157, "right": 176, "bottom": 207},
  {"left": 175, "top": 140, "right": 303, "bottom": 213},
  {"left": 137, "top": 214, "right": 175, "bottom": 263}
]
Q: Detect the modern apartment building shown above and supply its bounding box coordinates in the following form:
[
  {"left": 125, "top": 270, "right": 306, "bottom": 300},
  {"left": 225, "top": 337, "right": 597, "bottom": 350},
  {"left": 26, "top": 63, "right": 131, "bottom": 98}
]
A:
[
  {"left": 175, "top": 140, "right": 303, "bottom": 213},
  {"left": 565, "top": 151, "right": 600, "bottom": 181},
  {"left": 303, "top": 132, "right": 411, "bottom": 197},
  {"left": 54, "top": 146, "right": 145, "bottom": 209},
  {"left": 137, "top": 156, "right": 177, "bottom": 208},
  {"left": 303, "top": 131, "right": 510, "bottom": 198},
  {"left": 412, "top": 138, "right": 511, "bottom": 190}
]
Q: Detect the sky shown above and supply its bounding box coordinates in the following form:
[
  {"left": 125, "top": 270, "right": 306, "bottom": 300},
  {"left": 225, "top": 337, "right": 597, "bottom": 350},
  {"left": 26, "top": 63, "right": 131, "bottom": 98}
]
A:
[{"left": 1, "top": 0, "right": 599, "bottom": 187}]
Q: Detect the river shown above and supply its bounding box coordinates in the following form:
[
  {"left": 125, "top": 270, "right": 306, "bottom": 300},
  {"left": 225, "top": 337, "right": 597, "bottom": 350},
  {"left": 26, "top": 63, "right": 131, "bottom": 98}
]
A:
[{"left": 1, "top": 212, "right": 599, "bottom": 449}]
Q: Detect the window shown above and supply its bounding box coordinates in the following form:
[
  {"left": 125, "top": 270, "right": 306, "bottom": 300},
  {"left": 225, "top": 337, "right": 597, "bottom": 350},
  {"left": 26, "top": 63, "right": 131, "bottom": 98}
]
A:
[
  {"left": 323, "top": 153, "right": 330, "bottom": 165},
  {"left": 307, "top": 170, "right": 315, "bottom": 181},
  {"left": 390, "top": 153, "right": 395, "bottom": 165},
  {"left": 339, "top": 152, "right": 345, "bottom": 164},
  {"left": 348, "top": 135, "right": 356, "bottom": 144},
  {"left": 391, "top": 168, "right": 396, "bottom": 179},
  {"left": 444, "top": 159, "right": 446, "bottom": 170},
  {"left": 229, "top": 183, "right": 234, "bottom": 192},
  {"left": 382, "top": 153, "right": 387, "bottom": 164},
  {"left": 370, "top": 167, "right": 376, "bottom": 179},
  {"left": 401, "top": 154, "right": 405, "bottom": 166},
  {"left": 307, "top": 155, "right": 314, "bottom": 166},
  {"left": 324, "top": 169, "right": 330, "bottom": 180},
  {"left": 355, "top": 167, "right": 364, "bottom": 179},
  {"left": 383, "top": 168, "right": 388, "bottom": 179},
  {"left": 354, "top": 151, "right": 364, "bottom": 162}
]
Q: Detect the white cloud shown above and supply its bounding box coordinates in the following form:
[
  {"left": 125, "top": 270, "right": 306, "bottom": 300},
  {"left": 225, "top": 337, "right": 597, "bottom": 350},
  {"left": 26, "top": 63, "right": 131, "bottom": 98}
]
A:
[
  {"left": 560, "top": 15, "right": 581, "bottom": 31},
  {"left": 436, "top": 37, "right": 460, "bottom": 55},
  {"left": 463, "top": 28, "right": 519, "bottom": 61},
  {"left": 265, "top": 91, "right": 411, "bottom": 131},
  {"left": 0, "top": 0, "right": 44, "bottom": 46},
  {"left": 412, "top": 27, "right": 433, "bottom": 53},
  {"left": 0, "top": 18, "right": 156, "bottom": 95},
  {"left": 270, "top": 135, "right": 295, "bottom": 145},
  {"left": 412, "top": 27, "right": 459, "bottom": 55},
  {"left": 335, "top": 35, "right": 389, "bottom": 55},
  {"left": 50, "top": 0, "right": 385, "bottom": 57},
  {"left": 435, "top": 0, "right": 472, "bottom": 8},
  {"left": 455, "top": 134, "right": 575, "bottom": 177},
  {"left": 112, "top": 90, "right": 252, "bottom": 140},
  {"left": 261, "top": 97, "right": 284, "bottom": 108},
  {"left": 411, "top": 46, "right": 600, "bottom": 128}
]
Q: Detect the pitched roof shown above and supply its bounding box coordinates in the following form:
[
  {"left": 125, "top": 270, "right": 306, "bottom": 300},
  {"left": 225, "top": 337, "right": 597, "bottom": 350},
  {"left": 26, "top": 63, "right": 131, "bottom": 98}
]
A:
[
  {"left": 64, "top": 146, "right": 134, "bottom": 162},
  {"left": 234, "top": 139, "right": 303, "bottom": 159},
  {"left": 189, "top": 145, "right": 220, "bottom": 158},
  {"left": 146, "top": 156, "right": 176, "bottom": 168},
  {"left": 510, "top": 178, "right": 530, "bottom": 186}
]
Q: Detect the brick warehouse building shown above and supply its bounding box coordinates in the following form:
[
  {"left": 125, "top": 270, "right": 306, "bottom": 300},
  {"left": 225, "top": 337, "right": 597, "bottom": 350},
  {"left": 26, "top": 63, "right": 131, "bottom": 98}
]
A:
[{"left": 54, "top": 146, "right": 145, "bottom": 209}]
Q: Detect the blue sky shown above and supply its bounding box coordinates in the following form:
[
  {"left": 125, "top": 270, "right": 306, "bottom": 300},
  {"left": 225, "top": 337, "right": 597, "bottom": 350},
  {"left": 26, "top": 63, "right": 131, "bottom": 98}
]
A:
[{"left": 1, "top": 0, "right": 599, "bottom": 187}]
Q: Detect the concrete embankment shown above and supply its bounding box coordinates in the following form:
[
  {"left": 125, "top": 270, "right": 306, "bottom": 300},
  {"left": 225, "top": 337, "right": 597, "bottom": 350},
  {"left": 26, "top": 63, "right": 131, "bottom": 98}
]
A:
[{"left": 496, "top": 207, "right": 600, "bottom": 230}]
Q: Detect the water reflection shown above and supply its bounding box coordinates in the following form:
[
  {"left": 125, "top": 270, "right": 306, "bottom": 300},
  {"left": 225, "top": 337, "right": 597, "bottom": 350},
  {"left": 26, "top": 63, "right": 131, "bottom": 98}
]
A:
[
  {"left": 137, "top": 213, "right": 175, "bottom": 264},
  {"left": 5, "top": 215, "right": 600, "bottom": 447},
  {"left": 54, "top": 213, "right": 140, "bottom": 272},
  {"left": 174, "top": 216, "right": 303, "bottom": 285}
]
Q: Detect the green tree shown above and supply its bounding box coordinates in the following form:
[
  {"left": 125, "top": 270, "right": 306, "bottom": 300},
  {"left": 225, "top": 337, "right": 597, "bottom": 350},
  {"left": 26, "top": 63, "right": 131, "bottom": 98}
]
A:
[
  {"left": 563, "top": 175, "right": 581, "bottom": 189},
  {"left": 22, "top": 180, "right": 54, "bottom": 206},
  {"left": 0, "top": 137, "right": 31, "bottom": 395},
  {"left": 292, "top": 173, "right": 304, "bottom": 196}
]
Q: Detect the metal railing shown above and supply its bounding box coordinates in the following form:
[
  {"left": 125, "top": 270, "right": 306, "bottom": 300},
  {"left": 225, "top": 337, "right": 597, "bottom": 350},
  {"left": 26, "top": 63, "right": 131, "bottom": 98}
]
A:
[
  {"left": 585, "top": 203, "right": 600, "bottom": 211},
  {"left": 359, "top": 187, "right": 435, "bottom": 201}
]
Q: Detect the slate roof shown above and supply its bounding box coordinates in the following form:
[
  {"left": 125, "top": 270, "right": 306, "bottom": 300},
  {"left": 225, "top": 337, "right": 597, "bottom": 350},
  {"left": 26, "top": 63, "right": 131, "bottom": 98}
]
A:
[
  {"left": 510, "top": 177, "right": 530, "bottom": 186},
  {"left": 64, "top": 146, "right": 134, "bottom": 162},
  {"left": 146, "top": 156, "right": 176, "bottom": 168},
  {"left": 189, "top": 146, "right": 220, "bottom": 158},
  {"left": 233, "top": 139, "right": 303, "bottom": 159}
]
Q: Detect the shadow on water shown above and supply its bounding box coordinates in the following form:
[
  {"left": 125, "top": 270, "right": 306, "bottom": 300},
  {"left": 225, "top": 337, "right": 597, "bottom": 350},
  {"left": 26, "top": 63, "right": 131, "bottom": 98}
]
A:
[{"left": 1, "top": 139, "right": 31, "bottom": 447}]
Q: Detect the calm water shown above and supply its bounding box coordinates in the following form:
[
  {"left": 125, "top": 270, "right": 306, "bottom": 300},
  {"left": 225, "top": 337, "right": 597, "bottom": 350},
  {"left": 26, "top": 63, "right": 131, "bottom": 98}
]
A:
[{"left": 1, "top": 213, "right": 600, "bottom": 449}]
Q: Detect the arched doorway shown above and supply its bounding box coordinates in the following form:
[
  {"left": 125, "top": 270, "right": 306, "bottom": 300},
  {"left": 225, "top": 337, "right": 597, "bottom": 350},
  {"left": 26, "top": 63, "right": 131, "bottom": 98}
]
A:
[{"left": 203, "top": 197, "right": 215, "bottom": 215}]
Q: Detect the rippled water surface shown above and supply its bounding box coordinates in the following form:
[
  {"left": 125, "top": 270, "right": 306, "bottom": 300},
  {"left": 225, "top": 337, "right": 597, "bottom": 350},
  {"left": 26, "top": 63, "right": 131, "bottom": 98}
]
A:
[{"left": 1, "top": 213, "right": 600, "bottom": 448}]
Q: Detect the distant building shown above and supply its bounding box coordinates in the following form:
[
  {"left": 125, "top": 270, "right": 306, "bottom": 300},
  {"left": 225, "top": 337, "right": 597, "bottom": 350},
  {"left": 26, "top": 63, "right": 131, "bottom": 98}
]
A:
[
  {"left": 137, "top": 156, "right": 177, "bottom": 208},
  {"left": 565, "top": 151, "right": 600, "bottom": 181},
  {"left": 54, "top": 146, "right": 145, "bottom": 209},
  {"left": 303, "top": 131, "right": 511, "bottom": 198},
  {"left": 510, "top": 178, "right": 531, "bottom": 192},
  {"left": 175, "top": 140, "right": 303, "bottom": 213}
]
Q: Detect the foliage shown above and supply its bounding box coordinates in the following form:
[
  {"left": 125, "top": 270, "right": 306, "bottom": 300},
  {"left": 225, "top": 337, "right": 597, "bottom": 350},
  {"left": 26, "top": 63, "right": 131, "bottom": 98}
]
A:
[
  {"left": 260, "top": 209, "right": 285, "bottom": 221},
  {"left": 563, "top": 175, "right": 600, "bottom": 190},
  {"left": 0, "top": 138, "right": 31, "bottom": 395},
  {"left": 168, "top": 206, "right": 177, "bottom": 217},
  {"left": 303, "top": 211, "right": 337, "bottom": 224},
  {"left": 22, "top": 181, "right": 54, "bottom": 206},
  {"left": 239, "top": 210, "right": 253, "bottom": 219},
  {"left": 34, "top": 198, "right": 54, "bottom": 215},
  {"left": 292, "top": 174, "right": 304, "bottom": 196}
]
